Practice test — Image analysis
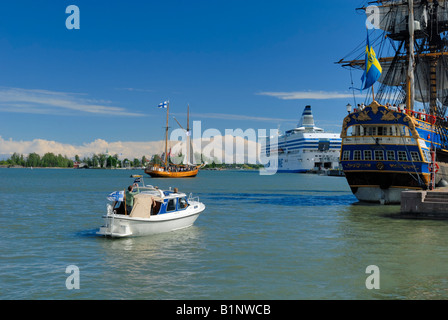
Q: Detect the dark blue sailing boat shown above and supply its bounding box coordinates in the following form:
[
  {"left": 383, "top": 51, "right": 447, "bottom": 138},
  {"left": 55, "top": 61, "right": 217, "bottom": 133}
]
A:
[{"left": 338, "top": 0, "right": 448, "bottom": 204}]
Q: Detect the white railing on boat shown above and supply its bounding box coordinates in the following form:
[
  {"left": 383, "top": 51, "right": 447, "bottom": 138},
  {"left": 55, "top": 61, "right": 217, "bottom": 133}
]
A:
[
  {"left": 104, "top": 204, "right": 115, "bottom": 236},
  {"left": 188, "top": 193, "right": 199, "bottom": 203}
]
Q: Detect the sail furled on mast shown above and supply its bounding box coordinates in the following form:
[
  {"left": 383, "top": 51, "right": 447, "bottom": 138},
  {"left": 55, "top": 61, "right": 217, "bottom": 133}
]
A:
[
  {"left": 376, "top": 56, "right": 448, "bottom": 102},
  {"left": 370, "top": 0, "right": 448, "bottom": 41},
  {"left": 338, "top": 0, "right": 448, "bottom": 116}
]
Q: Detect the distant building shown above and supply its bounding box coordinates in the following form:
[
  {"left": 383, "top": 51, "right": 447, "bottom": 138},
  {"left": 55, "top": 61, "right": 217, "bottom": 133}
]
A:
[{"left": 73, "top": 161, "right": 88, "bottom": 169}]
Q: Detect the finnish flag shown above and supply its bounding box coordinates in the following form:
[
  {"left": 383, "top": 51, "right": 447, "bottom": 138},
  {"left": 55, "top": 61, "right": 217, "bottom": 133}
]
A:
[
  {"left": 158, "top": 101, "right": 168, "bottom": 108},
  {"left": 107, "top": 191, "right": 124, "bottom": 202}
]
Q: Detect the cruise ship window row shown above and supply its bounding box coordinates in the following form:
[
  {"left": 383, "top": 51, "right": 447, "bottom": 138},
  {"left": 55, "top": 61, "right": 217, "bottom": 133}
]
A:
[
  {"left": 342, "top": 150, "right": 423, "bottom": 162},
  {"left": 276, "top": 142, "right": 342, "bottom": 149}
]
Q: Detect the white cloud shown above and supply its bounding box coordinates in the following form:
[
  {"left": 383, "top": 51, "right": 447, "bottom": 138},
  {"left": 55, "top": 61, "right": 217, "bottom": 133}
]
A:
[
  {"left": 0, "top": 87, "right": 145, "bottom": 116},
  {"left": 0, "top": 136, "right": 161, "bottom": 159},
  {"left": 257, "top": 90, "right": 355, "bottom": 100},
  {"left": 177, "top": 112, "right": 291, "bottom": 123},
  {"left": 0, "top": 135, "right": 263, "bottom": 164},
  {"left": 116, "top": 87, "right": 155, "bottom": 93}
]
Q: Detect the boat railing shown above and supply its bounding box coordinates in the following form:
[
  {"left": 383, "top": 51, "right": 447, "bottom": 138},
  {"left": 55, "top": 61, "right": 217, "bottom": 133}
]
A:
[
  {"left": 188, "top": 193, "right": 199, "bottom": 203},
  {"left": 138, "top": 187, "right": 165, "bottom": 198},
  {"left": 104, "top": 204, "right": 115, "bottom": 236},
  {"left": 405, "top": 109, "right": 437, "bottom": 124}
]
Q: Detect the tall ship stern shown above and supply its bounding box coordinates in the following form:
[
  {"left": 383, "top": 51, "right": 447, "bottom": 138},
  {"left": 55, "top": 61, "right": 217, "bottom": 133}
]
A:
[{"left": 338, "top": 0, "right": 448, "bottom": 203}]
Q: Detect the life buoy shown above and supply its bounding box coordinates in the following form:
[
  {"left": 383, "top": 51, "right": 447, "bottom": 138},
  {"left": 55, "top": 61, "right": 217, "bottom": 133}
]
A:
[{"left": 430, "top": 162, "right": 440, "bottom": 173}]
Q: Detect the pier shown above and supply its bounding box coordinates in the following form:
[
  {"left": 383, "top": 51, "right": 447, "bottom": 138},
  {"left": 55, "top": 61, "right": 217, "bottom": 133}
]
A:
[{"left": 401, "top": 188, "right": 448, "bottom": 218}]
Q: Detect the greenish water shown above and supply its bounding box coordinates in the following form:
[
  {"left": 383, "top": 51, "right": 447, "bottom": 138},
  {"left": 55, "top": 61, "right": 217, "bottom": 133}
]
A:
[{"left": 1, "top": 168, "right": 448, "bottom": 300}]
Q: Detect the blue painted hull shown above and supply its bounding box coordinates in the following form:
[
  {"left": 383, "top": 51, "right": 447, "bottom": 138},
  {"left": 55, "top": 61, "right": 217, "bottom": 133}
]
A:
[{"left": 340, "top": 102, "right": 448, "bottom": 203}]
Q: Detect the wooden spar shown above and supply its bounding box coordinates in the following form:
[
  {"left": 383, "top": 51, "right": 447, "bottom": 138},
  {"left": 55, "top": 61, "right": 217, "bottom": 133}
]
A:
[
  {"left": 187, "top": 104, "right": 190, "bottom": 165},
  {"left": 164, "top": 101, "right": 170, "bottom": 168},
  {"left": 172, "top": 105, "right": 192, "bottom": 165},
  {"left": 172, "top": 116, "right": 185, "bottom": 130},
  {"left": 337, "top": 52, "right": 448, "bottom": 68},
  {"left": 430, "top": 59, "right": 438, "bottom": 115},
  {"left": 406, "top": 0, "right": 415, "bottom": 111},
  {"left": 428, "top": 0, "right": 438, "bottom": 115},
  {"left": 187, "top": 104, "right": 190, "bottom": 132}
]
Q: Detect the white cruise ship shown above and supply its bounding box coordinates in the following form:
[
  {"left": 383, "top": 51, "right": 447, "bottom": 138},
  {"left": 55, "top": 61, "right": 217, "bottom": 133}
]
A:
[{"left": 261, "top": 105, "right": 342, "bottom": 173}]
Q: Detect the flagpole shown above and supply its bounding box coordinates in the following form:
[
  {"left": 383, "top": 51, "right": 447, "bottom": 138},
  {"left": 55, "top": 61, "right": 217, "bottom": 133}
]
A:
[{"left": 362, "top": 28, "right": 382, "bottom": 100}]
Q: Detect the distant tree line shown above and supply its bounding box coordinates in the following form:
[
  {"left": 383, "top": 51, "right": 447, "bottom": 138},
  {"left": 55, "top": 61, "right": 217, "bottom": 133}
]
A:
[
  {"left": 0, "top": 152, "right": 74, "bottom": 168},
  {"left": 0, "top": 151, "right": 262, "bottom": 169},
  {"left": 0, "top": 152, "right": 149, "bottom": 168},
  {"left": 77, "top": 154, "right": 148, "bottom": 168},
  {"left": 202, "top": 162, "right": 264, "bottom": 170}
]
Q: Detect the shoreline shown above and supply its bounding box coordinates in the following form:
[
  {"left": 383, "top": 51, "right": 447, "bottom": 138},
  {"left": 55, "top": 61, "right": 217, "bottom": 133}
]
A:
[
  {"left": 0, "top": 165, "right": 141, "bottom": 170},
  {"left": 0, "top": 165, "right": 262, "bottom": 171}
]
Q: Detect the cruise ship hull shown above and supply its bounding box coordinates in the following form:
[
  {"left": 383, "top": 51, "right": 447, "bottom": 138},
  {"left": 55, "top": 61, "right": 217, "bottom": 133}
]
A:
[{"left": 275, "top": 139, "right": 341, "bottom": 173}]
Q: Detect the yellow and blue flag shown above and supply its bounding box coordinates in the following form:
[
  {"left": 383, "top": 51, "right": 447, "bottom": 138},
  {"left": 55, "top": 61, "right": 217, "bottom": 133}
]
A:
[{"left": 361, "top": 32, "right": 382, "bottom": 90}]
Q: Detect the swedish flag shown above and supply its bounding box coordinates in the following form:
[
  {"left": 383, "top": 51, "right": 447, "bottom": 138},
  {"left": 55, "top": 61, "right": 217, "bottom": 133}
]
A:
[{"left": 361, "top": 32, "right": 382, "bottom": 90}]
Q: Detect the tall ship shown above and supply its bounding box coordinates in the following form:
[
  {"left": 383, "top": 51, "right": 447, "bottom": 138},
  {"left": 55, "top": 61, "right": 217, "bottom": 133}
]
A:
[
  {"left": 261, "top": 105, "right": 342, "bottom": 173},
  {"left": 338, "top": 0, "right": 448, "bottom": 203},
  {"left": 145, "top": 102, "right": 202, "bottom": 178}
]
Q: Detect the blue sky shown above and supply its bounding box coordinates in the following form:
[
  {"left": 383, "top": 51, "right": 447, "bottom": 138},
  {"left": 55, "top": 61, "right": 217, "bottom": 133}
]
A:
[{"left": 0, "top": 0, "right": 370, "bottom": 156}]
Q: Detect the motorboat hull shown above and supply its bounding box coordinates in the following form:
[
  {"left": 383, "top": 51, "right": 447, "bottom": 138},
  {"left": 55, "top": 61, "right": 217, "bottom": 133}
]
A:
[{"left": 97, "top": 201, "right": 205, "bottom": 238}]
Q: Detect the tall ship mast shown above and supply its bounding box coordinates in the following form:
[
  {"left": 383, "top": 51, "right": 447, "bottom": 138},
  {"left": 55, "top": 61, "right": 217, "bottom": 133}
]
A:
[{"left": 337, "top": 0, "right": 448, "bottom": 204}]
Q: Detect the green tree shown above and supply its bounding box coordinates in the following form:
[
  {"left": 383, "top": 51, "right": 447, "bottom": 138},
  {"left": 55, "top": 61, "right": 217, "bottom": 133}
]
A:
[
  {"left": 92, "top": 154, "right": 99, "bottom": 168},
  {"left": 26, "top": 153, "right": 41, "bottom": 167},
  {"left": 9, "top": 152, "right": 22, "bottom": 166},
  {"left": 113, "top": 154, "right": 121, "bottom": 168},
  {"left": 133, "top": 158, "right": 141, "bottom": 167},
  {"left": 106, "top": 155, "right": 118, "bottom": 168},
  {"left": 151, "top": 154, "right": 162, "bottom": 165},
  {"left": 41, "top": 153, "right": 57, "bottom": 167},
  {"left": 98, "top": 153, "right": 107, "bottom": 168}
]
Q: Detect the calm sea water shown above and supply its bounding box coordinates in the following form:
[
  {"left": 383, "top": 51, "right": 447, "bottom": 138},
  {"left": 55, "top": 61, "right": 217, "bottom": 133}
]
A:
[{"left": 1, "top": 167, "right": 448, "bottom": 300}]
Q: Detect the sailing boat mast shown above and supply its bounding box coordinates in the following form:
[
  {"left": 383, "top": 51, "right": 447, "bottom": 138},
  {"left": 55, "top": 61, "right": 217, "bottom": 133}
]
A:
[
  {"left": 407, "top": 0, "right": 415, "bottom": 111},
  {"left": 165, "top": 101, "right": 170, "bottom": 168},
  {"left": 187, "top": 104, "right": 190, "bottom": 166},
  {"left": 428, "top": 0, "right": 439, "bottom": 116}
]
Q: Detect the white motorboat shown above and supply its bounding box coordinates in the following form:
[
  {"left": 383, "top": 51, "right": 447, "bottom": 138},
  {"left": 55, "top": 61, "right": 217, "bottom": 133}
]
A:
[{"left": 97, "top": 175, "right": 205, "bottom": 238}]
